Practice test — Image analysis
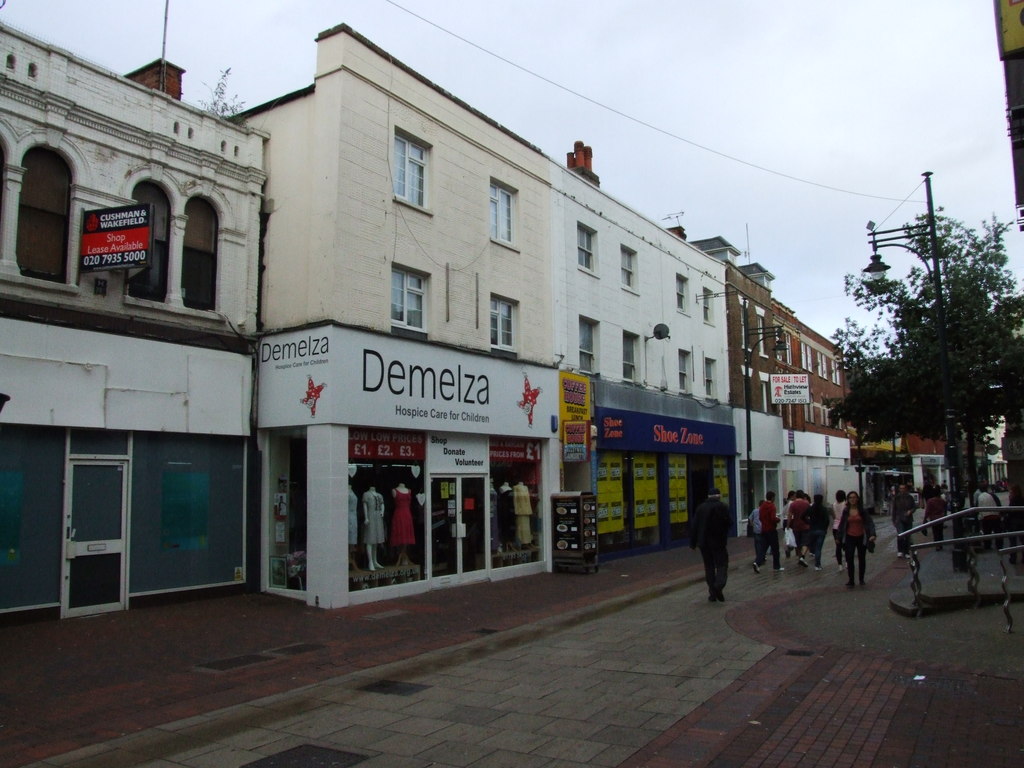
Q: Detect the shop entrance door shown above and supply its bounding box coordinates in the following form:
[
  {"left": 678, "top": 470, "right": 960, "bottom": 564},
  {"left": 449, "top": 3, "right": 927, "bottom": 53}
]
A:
[
  {"left": 429, "top": 475, "right": 487, "bottom": 581},
  {"left": 62, "top": 461, "right": 128, "bottom": 618}
]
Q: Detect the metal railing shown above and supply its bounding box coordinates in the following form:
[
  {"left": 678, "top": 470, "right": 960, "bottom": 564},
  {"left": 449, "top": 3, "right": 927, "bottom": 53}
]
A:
[{"left": 897, "top": 505, "right": 1024, "bottom": 630}]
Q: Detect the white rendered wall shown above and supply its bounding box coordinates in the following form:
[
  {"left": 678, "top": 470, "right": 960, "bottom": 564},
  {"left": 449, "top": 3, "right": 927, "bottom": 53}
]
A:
[
  {"left": 0, "top": 317, "right": 251, "bottom": 435},
  {"left": 549, "top": 164, "right": 729, "bottom": 399},
  {"left": 247, "top": 28, "right": 553, "bottom": 366}
]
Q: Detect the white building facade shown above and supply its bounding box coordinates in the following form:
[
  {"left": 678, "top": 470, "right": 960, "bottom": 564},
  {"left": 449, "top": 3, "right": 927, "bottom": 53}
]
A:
[
  {"left": 246, "top": 25, "right": 559, "bottom": 608},
  {"left": 550, "top": 148, "right": 737, "bottom": 558},
  {"left": 0, "top": 25, "right": 265, "bottom": 619}
]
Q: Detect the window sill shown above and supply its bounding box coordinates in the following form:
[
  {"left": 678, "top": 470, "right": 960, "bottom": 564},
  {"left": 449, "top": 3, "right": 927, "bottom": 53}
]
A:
[
  {"left": 391, "top": 325, "right": 428, "bottom": 342},
  {"left": 490, "top": 347, "right": 518, "bottom": 361},
  {"left": 393, "top": 197, "right": 433, "bottom": 217},
  {"left": 620, "top": 285, "right": 639, "bottom": 297},
  {"left": 0, "top": 269, "right": 82, "bottom": 296},
  {"left": 124, "top": 295, "right": 224, "bottom": 323},
  {"left": 490, "top": 238, "right": 519, "bottom": 254},
  {"left": 577, "top": 265, "right": 598, "bottom": 279}
]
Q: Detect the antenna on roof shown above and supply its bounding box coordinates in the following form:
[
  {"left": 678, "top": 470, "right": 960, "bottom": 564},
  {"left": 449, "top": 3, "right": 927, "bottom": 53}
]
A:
[
  {"left": 662, "top": 211, "right": 685, "bottom": 228},
  {"left": 160, "top": 0, "right": 170, "bottom": 93}
]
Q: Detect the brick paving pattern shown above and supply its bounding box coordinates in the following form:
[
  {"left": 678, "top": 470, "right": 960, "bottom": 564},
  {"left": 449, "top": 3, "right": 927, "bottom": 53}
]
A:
[{"left": 2, "top": 516, "right": 1022, "bottom": 767}]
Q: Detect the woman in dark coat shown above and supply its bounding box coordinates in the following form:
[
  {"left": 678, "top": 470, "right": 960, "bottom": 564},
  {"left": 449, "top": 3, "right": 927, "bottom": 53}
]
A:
[{"left": 838, "top": 491, "right": 876, "bottom": 587}]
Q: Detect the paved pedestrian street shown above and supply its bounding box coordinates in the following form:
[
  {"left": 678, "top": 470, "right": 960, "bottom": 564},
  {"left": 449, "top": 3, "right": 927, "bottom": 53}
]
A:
[{"left": 9, "top": 516, "right": 1024, "bottom": 767}]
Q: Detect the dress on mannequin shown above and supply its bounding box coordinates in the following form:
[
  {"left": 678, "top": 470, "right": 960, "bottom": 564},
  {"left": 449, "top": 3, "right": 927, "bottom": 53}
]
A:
[
  {"left": 513, "top": 481, "right": 533, "bottom": 546},
  {"left": 390, "top": 483, "right": 416, "bottom": 565},
  {"left": 362, "top": 487, "right": 385, "bottom": 569},
  {"left": 497, "top": 482, "right": 514, "bottom": 548},
  {"left": 348, "top": 488, "right": 363, "bottom": 571}
]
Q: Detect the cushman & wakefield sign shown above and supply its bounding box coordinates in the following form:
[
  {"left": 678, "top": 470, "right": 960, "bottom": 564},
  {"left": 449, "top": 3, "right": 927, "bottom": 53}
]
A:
[
  {"left": 257, "top": 325, "right": 556, "bottom": 438},
  {"left": 79, "top": 203, "right": 152, "bottom": 272}
]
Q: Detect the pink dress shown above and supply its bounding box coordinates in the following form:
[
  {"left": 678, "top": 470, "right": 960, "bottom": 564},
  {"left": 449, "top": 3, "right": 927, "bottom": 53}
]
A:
[{"left": 389, "top": 488, "right": 415, "bottom": 546}]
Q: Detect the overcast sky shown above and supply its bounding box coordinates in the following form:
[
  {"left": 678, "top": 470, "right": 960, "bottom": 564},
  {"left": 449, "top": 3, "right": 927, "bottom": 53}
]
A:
[{"left": 2, "top": 1, "right": 1017, "bottom": 338}]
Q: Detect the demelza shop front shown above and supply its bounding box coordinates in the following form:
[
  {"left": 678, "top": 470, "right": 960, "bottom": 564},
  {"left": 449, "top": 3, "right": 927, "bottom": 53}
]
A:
[{"left": 256, "top": 323, "right": 559, "bottom": 608}]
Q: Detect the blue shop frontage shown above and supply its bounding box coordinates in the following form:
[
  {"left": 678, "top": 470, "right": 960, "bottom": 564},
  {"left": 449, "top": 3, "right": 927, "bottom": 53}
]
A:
[{"left": 591, "top": 385, "right": 737, "bottom": 559}]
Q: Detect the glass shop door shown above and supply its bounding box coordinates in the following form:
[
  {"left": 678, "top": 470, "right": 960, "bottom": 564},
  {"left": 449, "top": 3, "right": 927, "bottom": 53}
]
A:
[{"left": 429, "top": 475, "right": 486, "bottom": 582}]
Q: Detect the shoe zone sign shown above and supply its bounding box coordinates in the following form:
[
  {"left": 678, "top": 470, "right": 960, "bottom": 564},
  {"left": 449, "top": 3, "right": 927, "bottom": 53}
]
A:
[
  {"left": 257, "top": 325, "right": 558, "bottom": 438},
  {"left": 79, "top": 203, "right": 152, "bottom": 272}
]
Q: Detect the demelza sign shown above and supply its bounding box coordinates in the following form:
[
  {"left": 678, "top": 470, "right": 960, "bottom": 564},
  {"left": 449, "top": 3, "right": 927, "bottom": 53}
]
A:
[{"left": 257, "top": 325, "right": 556, "bottom": 437}]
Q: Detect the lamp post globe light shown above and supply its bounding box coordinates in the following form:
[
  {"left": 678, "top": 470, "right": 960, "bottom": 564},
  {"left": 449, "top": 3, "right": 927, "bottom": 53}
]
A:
[
  {"left": 741, "top": 299, "right": 787, "bottom": 519},
  {"left": 862, "top": 171, "right": 965, "bottom": 569}
]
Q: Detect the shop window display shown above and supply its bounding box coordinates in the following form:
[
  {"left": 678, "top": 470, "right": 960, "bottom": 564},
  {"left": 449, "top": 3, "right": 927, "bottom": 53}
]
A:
[
  {"left": 489, "top": 438, "right": 542, "bottom": 568},
  {"left": 268, "top": 436, "right": 308, "bottom": 591},
  {"left": 597, "top": 451, "right": 661, "bottom": 553},
  {"left": 348, "top": 429, "right": 426, "bottom": 590},
  {"left": 668, "top": 454, "right": 690, "bottom": 542}
]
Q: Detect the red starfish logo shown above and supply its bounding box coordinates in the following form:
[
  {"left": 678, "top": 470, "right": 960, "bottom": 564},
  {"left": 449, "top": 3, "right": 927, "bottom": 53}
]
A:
[
  {"left": 517, "top": 374, "right": 542, "bottom": 426},
  {"left": 300, "top": 376, "right": 326, "bottom": 418}
]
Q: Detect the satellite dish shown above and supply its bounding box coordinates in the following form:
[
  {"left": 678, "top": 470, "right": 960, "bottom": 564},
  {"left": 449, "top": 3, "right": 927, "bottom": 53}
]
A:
[{"left": 652, "top": 323, "right": 670, "bottom": 340}]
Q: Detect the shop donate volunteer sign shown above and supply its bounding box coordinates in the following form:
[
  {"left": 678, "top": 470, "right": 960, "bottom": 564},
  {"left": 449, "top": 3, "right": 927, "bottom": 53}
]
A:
[{"left": 770, "top": 374, "right": 810, "bottom": 405}]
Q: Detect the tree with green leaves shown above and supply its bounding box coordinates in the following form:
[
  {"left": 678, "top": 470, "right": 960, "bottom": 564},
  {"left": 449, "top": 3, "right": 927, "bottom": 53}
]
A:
[{"left": 829, "top": 213, "right": 1024, "bottom": 489}]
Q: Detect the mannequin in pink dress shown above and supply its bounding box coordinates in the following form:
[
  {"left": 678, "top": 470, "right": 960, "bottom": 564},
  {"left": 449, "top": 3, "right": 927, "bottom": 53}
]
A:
[{"left": 390, "top": 483, "right": 416, "bottom": 565}]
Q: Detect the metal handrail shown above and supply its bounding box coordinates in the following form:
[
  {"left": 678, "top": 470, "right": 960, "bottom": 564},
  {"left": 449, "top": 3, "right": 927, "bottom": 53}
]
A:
[{"left": 898, "top": 506, "right": 1023, "bottom": 630}]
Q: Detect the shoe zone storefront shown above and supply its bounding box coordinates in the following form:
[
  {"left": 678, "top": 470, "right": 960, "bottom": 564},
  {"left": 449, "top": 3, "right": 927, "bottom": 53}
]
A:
[
  {"left": 594, "top": 403, "right": 737, "bottom": 558},
  {"left": 257, "top": 324, "right": 559, "bottom": 608}
]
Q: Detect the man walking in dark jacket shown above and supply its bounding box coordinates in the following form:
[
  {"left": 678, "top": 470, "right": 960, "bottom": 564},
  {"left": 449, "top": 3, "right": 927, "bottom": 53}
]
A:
[{"left": 691, "top": 487, "right": 732, "bottom": 602}]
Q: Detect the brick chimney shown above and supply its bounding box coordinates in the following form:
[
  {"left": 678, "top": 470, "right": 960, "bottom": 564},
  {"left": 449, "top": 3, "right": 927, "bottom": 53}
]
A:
[
  {"left": 566, "top": 140, "right": 600, "bottom": 186},
  {"left": 125, "top": 59, "right": 185, "bottom": 101},
  {"left": 667, "top": 225, "right": 687, "bottom": 241}
]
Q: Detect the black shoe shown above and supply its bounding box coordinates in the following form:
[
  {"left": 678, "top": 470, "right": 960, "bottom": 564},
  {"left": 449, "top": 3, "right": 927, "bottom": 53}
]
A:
[
  {"left": 859, "top": 581, "right": 866, "bottom": 586},
  {"left": 715, "top": 589, "right": 725, "bottom": 602},
  {"left": 708, "top": 594, "right": 717, "bottom": 602},
  {"left": 846, "top": 581, "right": 855, "bottom": 587}
]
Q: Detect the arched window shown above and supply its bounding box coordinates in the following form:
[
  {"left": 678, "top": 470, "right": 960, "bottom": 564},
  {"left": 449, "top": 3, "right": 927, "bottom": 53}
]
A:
[
  {"left": 181, "top": 197, "right": 217, "bottom": 310},
  {"left": 17, "top": 148, "right": 70, "bottom": 282},
  {"left": 127, "top": 182, "right": 170, "bottom": 301}
]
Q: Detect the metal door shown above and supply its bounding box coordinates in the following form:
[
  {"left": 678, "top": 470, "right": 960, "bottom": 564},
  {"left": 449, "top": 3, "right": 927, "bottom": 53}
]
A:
[
  {"left": 62, "top": 461, "right": 128, "bottom": 617},
  {"left": 429, "top": 475, "right": 486, "bottom": 581}
]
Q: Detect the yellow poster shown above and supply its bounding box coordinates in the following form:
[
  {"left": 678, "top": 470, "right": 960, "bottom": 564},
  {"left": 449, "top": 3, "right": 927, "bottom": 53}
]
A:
[
  {"left": 633, "top": 452, "right": 659, "bottom": 529},
  {"left": 713, "top": 457, "right": 730, "bottom": 508},
  {"left": 668, "top": 454, "right": 688, "bottom": 523},
  {"left": 597, "top": 452, "right": 624, "bottom": 534}
]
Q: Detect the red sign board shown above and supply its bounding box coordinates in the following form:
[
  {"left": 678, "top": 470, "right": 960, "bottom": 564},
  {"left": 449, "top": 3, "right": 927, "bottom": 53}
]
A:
[
  {"left": 349, "top": 429, "right": 425, "bottom": 461},
  {"left": 79, "top": 203, "right": 152, "bottom": 272}
]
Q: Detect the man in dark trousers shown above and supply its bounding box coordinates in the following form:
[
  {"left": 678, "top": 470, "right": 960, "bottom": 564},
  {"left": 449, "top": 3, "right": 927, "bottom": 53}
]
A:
[{"left": 690, "top": 487, "right": 732, "bottom": 602}]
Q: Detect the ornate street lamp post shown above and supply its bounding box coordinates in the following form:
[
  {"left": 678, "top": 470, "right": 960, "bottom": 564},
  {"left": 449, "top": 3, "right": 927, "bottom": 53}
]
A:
[{"left": 863, "top": 171, "right": 965, "bottom": 569}]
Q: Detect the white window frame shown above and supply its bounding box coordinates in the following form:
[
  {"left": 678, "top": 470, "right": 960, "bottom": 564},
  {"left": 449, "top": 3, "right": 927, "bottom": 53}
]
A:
[
  {"left": 391, "top": 267, "right": 426, "bottom": 330},
  {"left": 704, "top": 357, "right": 716, "bottom": 398},
  {"left": 490, "top": 296, "right": 515, "bottom": 351},
  {"left": 489, "top": 182, "right": 514, "bottom": 244},
  {"left": 675, "top": 274, "right": 688, "bottom": 311},
  {"left": 678, "top": 349, "right": 691, "bottom": 392},
  {"left": 620, "top": 246, "right": 636, "bottom": 289},
  {"left": 577, "top": 225, "right": 595, "bottom": 271},
  {"left": 702, "top": 288, "right": 714, "bottom": 323},
  {"left": 622, "top": 331, "right": 638, "bottom": 381},
  {"left": 579, "top": 317, "right": 597, "bottom": 373},
  {"left": 394, "top": 134, "right": 427, "bottom": 207}
]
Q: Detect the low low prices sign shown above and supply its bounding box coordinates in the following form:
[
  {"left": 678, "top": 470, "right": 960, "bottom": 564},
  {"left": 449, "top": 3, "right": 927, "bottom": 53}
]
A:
[
  {"left": 79, "top": 203, "right": 152, "bottom": 272},
  {"left": 770, "top": 373, "right": 810, "bottom": 404}
]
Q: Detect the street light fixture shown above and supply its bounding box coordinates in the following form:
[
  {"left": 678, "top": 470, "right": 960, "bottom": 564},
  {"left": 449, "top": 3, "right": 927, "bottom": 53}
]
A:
[
  {"left": 862, "top": 171, "right": 965, "bottom": 569},
  {"left": 741, "top": 299, "right": 787, "bottom": 517}
]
